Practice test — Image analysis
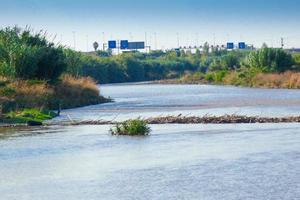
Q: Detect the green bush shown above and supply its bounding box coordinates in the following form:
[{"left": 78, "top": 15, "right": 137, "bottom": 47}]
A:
[
  {"left": 110, "top": 119, "right": 151, "bottom": 136},
  {"left": 4, "top": 108, "right": 57, "bottom": 123},
  {"left": 0, "top": 26, "right": 66, "bottom": 80},
  {"left": 246, "top": 48, "right": 294, "bottom": 72},
  {"left": 0, "top": 87, "right": 16, "bottom": 97},
  {"left": 214, "top": 70, "right": 228, "bottom": 82},
  {"left": 205, "top": 73, "right": 214, "bottom": 82}
]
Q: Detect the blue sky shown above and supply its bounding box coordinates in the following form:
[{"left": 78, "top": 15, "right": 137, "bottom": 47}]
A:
[{"left": 1, "top": 0, "right": 300, "bottom": 51}]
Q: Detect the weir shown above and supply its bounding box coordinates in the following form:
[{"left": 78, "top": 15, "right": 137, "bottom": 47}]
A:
[{"left": 45, "top": 114, "right": 300, "bottom": 126}]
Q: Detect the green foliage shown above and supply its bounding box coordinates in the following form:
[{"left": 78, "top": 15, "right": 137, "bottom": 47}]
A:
[
  {"left": 0, "top": 87, "right": 16, "bottom": 97},
  {"left": 0, "top": 26, "right": 66, "bottom": 80},
  {"left": 220, "top": 52, "right": 240, "bottom": 70},
  {"left": 246, "top": 48, "right": 294, "bottom": 72},
  {"left": 110, "top": 119, "right": 151, "bottom": 136},
  {"left": 205, "top": 70, "right": 228, "bottom": 83},
  {"left": 62, "top": 46, "right": 299, "bottom": 85},
  {"left": 204, "top": 73, "right": 214, "bottom": 82},
  {"left": 64, "top": 49, "right": 83, "bottom": 77},
  {"left": 1, "top": 25, "right": 299, "bottom": 89},
  {"left": 0, "top": 79, "right": 9, "bottom": 87},
  {"left": 4, "top": 108, "right": 57, "bottom": 123},
  {"left": 148, "top": 50, "right": 165, "bottom": 58},
  {"left": 96, "top": 50, "right": 112, "bottom": 57},
  {"left": 62, "top": 49, "right": 201, "bottom": 83},
  {"left": 292, "top": 53, "right": 300, "bottom": 70},
  {"left": 202, "top": 42, "right": 210, "bottom": 55},
  {"left": 118, "top": 54, "right": 145, "bottom": 82}
]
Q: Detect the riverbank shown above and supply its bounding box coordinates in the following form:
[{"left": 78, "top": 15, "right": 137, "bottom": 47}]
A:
[
  {"left": 0, "top": 27, "right": 112, "bottom": 125},
  {"left": 0, "top": 76, "right": 111, "bottom": 124},
  {"left": 153, "top": 71, "right": 300, "bottom": 89}
]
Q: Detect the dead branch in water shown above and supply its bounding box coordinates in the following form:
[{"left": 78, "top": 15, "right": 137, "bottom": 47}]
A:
[{"left": 47, "top": 114, "right": 300, "bottom": 126}]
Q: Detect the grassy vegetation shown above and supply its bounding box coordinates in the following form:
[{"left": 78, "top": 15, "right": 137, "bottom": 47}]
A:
[
  {"left": 110, "top": 119, "right": 151, "bottom": 136},
  {"left": 171, "top": 48, "right": 300, "bottom": 89},
  {"left": 222, "top": 71, "right": 300, "bottom": 88},
  {"left": 0, "top": 75, "right": 109, "bottom": 113},
  {"left": 71, "top": 46, "right": 300, "bottom": 89},
  {"left": 64, "top": 49, "right": 200, "bottom": 83},
  {"left": 2, "top": 108, "right": 57, "bottom": 124},
  {"left": 0, "top": 26, "right": 110, "bottom": 124},
  {"left": 54, "top": 75, "right": 111, "bottom": 109},
  {"left": 1, "top": 26, "right": 300, "bottom": 125}
]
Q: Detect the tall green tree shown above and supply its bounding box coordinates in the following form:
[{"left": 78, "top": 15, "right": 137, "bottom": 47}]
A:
[{"left": 247, "top": 48, "right": 294, "bottom": 72}]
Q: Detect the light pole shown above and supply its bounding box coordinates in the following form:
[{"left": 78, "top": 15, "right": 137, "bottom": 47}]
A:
[
  {"left": 72, "top": 31, "right": 76, "bottom": 50},
  {"left": 86, "top": 34, "right": 89, "bottom": 52}
]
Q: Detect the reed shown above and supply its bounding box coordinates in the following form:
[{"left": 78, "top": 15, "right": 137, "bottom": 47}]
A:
[
  {"left": 54, "top": 75, "right": 110, "bottom": 109},
  {"left": 110, "top": 119, "right": 151, "bottom": 136},
  {"left": 251, "top": 71, "right": 300, "bottom": 89}
]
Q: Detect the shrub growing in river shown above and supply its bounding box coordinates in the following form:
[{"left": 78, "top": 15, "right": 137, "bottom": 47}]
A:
[{"left": 110, "top": 119, "right": 151, "bottom": 136}]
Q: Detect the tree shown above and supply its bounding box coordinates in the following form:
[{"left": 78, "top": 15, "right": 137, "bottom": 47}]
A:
[
  {"left": 202, "top": 42, "right": 210, "bottom": 55},
  {"left": 118, "top": 54, "right": 145, "bottom": 82},
  {"left": 220, "top": 53, "right": 239, "bottom": 70},
  {"left": 93, "top": 42, "right": 99, "bottom": 51},
  {"left": 96, "top": 50, "right": 112, "bottom": 57},
  {"left": 64, "top": 49, "right": 83, "bottom": 77},
  {"left": 0, "top": 26, "right": 66, "bottom": 80},
  {"left": 246, "top": 48, "right": 294, "bottom": 72}
]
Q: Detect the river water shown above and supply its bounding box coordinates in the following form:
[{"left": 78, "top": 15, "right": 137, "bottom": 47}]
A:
[{"left": 0, "top": 84, "right": 300, "bottom": 200}]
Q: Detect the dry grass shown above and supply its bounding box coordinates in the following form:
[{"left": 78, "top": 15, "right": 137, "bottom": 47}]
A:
[
  {"left": 0, "top": 80, "right": 53, "bottom": 111},
  {"left": 60, "top": 75, "right": 100, "bottom": 92},
  {"left": 252, "top": 71, "right": 300, "bottom": 89},
  {"left": 223, "top": 71, "right": 300, "bottom": 89},
  {"left": 11, "top": 80, "right": 52, "bottom": 98},
  {"left": 54, "top": 75, "right": 109, "bottom": 109},
  {"left": 0, "top": 75, "right": 109, "bottom": 113},
  {"left": 223, "top": 71, "right": 240, "bottom": 85}
]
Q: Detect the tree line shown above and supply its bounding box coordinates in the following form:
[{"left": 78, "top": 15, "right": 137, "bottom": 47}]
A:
[{"left": 0, "top": 26, "right": 299, "bottom": 84}]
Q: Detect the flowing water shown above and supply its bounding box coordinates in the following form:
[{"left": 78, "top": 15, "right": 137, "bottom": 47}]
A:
[{"left": 1, "top": 84, "right": 300, "bottom": 200}]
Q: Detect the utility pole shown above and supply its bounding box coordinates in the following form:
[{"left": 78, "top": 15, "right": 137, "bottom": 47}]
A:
[
  {"left": 102, "top": 32, "right": 105, "bottom": 50},
  {"left": 72, "top": 31, "right": 76, "bottom": 50},
  {"left": 86, "top": 35, "right": 89, "bottom": 52},
  {"left": 177, "top": 32, "right": 180, "bottom": 48},
  {"left": 149, "top": 34, "right": 152, "bottom": 50},
  {"left": 154, "top": 32, "right": 157, "bottom": 50},
  {"left": 196, "top": 32, "right": 199, "bottom": 47},
  {"left": 145, "top": 32, "right": 148, "bottom": 53},
  {"left": 281, "top": 37, "right": 284, "bottom": 49},
  {"left": 213, "top": 33, "right": 216, "bottom": 46}
]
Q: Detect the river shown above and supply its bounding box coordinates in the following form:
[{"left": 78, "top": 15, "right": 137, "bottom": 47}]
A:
[{"left": 0, "top": 84, "right": 300, "bottom": 200}]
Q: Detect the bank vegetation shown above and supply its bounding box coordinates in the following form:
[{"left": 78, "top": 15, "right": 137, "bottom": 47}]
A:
[{"left": 1, "top": 26, "right": 300, "bottom": 123}]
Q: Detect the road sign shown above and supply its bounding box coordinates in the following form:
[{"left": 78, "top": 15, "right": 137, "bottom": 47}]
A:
[
  {"left": 227, "top": 42, "right": 234, "bottom": 49},
  {"left": 108, "top": 40, "right": 116, "bottom": 49},
  {"left": 128, "top": 42, "right": 145, "bottom": 49},
  {"left": 120, "top": 40, "right": 129, "bottom": 49},
  {"left": 238, "top": 42, "right": 246, "bottom": 49}
]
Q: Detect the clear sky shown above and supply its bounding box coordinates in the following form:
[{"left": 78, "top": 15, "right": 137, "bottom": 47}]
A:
[{"left": 1, "top": 0, "right": 300, "bottom": 51}]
